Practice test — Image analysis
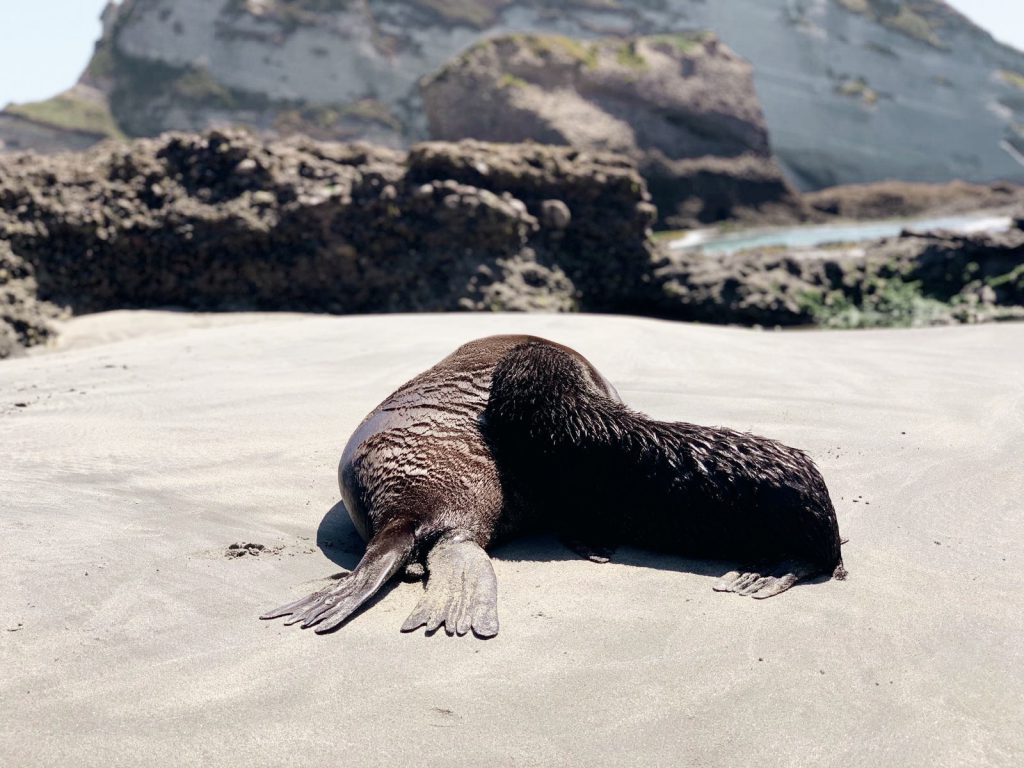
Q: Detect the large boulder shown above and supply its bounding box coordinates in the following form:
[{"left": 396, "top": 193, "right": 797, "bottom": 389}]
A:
[
  {"left": 421, "top": 33, "right": 803, "bottom": 228},
  {"left": 0, "top": 129, "right": 657, "bottom": 352}
]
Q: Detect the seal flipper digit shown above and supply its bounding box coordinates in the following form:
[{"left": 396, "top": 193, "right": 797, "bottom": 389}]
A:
[
  {"left": 401, "top": 533, "right": 499, "bottom": 638},
  {"left": 712, "top": 560, "right": 817, "bottom": 599},
  {"left": 260, "top": 520, "right": 414, "bottom": 632}
]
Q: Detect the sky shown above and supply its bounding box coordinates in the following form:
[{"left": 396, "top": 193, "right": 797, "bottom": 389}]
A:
[{"left": 0, "top": 0, "right": 1022, "bottom": 107}]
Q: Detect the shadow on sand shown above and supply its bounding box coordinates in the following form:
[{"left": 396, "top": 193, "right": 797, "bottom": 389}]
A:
[
  {"left": 313, "top": 498, "right": 788, "bottom": 582},
  {"left": 299, "top": 498, "right": 833, "bottom": 632}
]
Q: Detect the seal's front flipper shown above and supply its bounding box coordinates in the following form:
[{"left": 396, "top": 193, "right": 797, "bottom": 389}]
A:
[
  {"left": 260, "top": 521, "right": 413, "bottom": 633},
  {"left": 401, "top": 535, "right": 498, "bottom": 638},
  {"left": 712, "top": 560, "right": 818, "bottom": 599}
]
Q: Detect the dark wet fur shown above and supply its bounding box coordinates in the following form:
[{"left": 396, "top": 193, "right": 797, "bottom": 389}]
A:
[
  {"left": 483, "top": 342, "right": 845, "bottom": 582},
  {"left": 262, "top": 335, "right": 845, "bottom": 636}
]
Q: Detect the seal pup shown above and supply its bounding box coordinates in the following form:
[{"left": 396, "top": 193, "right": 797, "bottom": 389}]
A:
[{"left": 261, "top": 335, "right": 844, "bottom": 637}]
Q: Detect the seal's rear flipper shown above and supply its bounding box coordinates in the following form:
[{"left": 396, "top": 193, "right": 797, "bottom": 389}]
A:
[
  {"left": 401, "top": 534, "right": 498, "bottom": 638},
  {"left": 260, "top": 521, "right": 414, "bottom": 633},
  {"left": 712, "top": 560, "right": 820, "bottom": 599}
]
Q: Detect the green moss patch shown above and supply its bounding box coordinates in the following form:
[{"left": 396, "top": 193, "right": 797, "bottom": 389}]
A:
[
  {"left": 833, "top": 0, "right": 943, "bottom": 48},
  {"left": 274, "top": 99, "right": 401, "bottom": 135},
  {"left": 7, "top": 93, "right": 124, "bottom": 138},
  {"left": 798, "top": 278, "right": 953, "bottom": 329},
  {"left": 649, "top": 32, "right": 712, "bottom": 55},
  {"left": 986, "top": 263, "right": 1024, "bottom": 290},
  {"left": 999, "top": 70, "right": 1024, "bottom": 90},
  {"left": 835, "top": 76, "right": 879, "bottom": 106},
  {"left": 337, "top": 99, "right": 401, "bottom": 129},
  {"left": 615, "top": 41, "right": 648, "bottom": 70},
  {"left": 498, "top": 74, "right": 529, "bottom": 89},
  {"left": 172, "top": 68, "right": 237, "bottom": 108},
  {"left": 85, "top": 43, "right": 116, "bottom": 81},
  {"left": 509, "top": 34, "right": 600, "bottom": 68}
]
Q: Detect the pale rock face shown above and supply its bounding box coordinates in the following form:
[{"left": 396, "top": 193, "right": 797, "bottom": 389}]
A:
[
  {"left": 420, "top": 33, "right": 803, "bottom": 227},
  {"left": 3, "top": 0, "right": 1023, "bottom": 190},
  {"left": 506, "top": 87, "right": 637, "bottom": 156}
]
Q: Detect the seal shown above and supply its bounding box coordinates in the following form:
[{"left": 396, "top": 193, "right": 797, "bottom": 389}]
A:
[{"left": 261, "top": 335, "right": 845, "bottom": 637}]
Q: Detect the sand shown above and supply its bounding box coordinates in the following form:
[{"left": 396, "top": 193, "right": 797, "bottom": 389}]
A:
[{"left": 1, "top": 311, "right": 1022, "bottom": 767}]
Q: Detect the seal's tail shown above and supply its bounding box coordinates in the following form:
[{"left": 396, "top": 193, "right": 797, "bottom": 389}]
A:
[{"left": 260, "top": 520, "right": 414, "bottom": 633}]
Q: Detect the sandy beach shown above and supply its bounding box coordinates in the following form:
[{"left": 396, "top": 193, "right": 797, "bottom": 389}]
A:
[{"left": 1, "top": 311, "right": 1022, "bottom": 767}]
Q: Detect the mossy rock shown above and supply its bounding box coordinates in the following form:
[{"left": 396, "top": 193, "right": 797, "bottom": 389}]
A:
[{"left": 7, "top": 92, "right": 124, "bottom": 139}]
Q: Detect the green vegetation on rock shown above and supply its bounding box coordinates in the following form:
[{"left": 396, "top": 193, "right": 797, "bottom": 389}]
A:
[
  {"left": 649, "top": 32, "right": 711, "bottom": 55},
  {"left": 460, "top": 35, "right": 598, "bottom": 69},
  {"left": 84, "top": 43, "right": 116, "bottom": 82},
  {"left": 885, "top": 7, "right": 942, "bottom": 47},
  {"left": 615, "top": 41, "right": 648, "bottom": 70},
  {"left": 835, "top": 76, "right": 879, "bottom": 106},
  {"left": 798, "top": 278, "right": 950, "bottom": 329},
  {"left": 275, "top": 99, "right": 400, "bottom": 136},
  {"left": 987, "top": 263, "right": 1024, "bottom": 291},
  {"left": 498, "top": 74, "right": 529, "bottom": 89},
  {"left": 510, "top": 34, "right": 600, "bottom": 68},
  {"left": 112, "top": 54, "right": 241, "bottom": 117},
  {"left": 173, "top": 67, "right": 238, "bottom": 108},
  {"left": 339, "top": 99, "right": 401, "bottom": 128},
  {"left": 7, "top": 93, "right": 124, "bottom": 139},
  {"left": 999, "top": 70, "right": 1024, "bottom": 90},
  {"left": 833, "top": 0, "right": 943, "bottom": 48},
  {"left": 109, "top": 52, "right": 275, "bottom": 136}
]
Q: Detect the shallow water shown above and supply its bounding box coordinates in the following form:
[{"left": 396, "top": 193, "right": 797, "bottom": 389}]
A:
[{"left": 668, "top": 212, "right": 1013, "bottom": 255}]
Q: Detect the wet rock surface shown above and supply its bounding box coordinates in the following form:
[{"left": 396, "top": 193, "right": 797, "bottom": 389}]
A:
[{"left": 653, "top": 227, "right": 1024, "bottom": 328}]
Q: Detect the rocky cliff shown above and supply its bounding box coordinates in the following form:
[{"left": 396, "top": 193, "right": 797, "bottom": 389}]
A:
[
  {"left": 2, "top": 0, "right": 1023, "bottom": 190},
  {"left": 422, "top": 33, "right": 803, "bottom": 228}
]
